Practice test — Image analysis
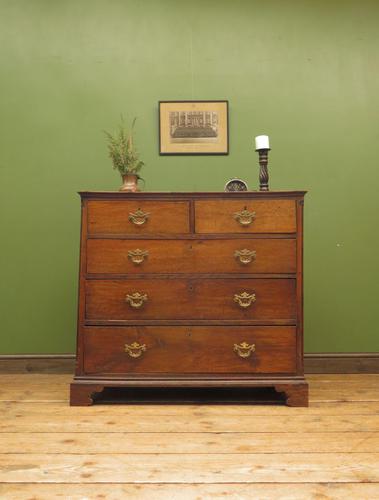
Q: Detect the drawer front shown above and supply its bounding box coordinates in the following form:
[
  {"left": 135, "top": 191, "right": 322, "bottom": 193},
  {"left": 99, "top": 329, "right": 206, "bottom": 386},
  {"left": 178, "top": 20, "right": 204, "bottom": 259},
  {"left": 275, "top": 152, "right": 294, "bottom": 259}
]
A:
[
  {"left": 195, "top": 200, "right": 296, "bottom": 233},
  {"left": 87, "top": 200, "right": 190, "bottom": 235},
  {"left": 85, "top": 278, "right": 296, "bottom": 321},
  {"left": 87, "top": 238, "right": 297, "bottom": 275},
  {"left": 83, "top": 326, "right": 297, "bottom": 374}
]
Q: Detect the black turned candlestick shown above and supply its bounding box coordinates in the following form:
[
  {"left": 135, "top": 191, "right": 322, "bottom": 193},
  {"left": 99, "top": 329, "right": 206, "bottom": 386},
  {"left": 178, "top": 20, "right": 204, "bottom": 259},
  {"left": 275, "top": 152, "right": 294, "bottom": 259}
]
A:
[{"left": 257, "top": 148, "right": 270, "bottom": 191}]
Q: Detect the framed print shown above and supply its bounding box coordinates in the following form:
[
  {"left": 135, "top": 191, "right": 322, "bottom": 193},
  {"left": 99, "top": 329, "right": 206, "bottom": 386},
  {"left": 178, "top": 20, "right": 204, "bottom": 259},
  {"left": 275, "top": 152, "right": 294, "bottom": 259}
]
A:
[{"left": 159, "top": 100, "right": 229, "bottom": 155}]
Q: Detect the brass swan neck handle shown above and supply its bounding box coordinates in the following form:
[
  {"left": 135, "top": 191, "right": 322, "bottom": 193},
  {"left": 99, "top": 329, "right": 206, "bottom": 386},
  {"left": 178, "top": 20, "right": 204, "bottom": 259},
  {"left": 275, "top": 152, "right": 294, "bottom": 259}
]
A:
[
  {"left": 234, "top": 342, "right": 256, "bottom": 358},
  {"left": 126, "top": 292, "right": 148, "bottom": 308},
  {"left": 233, "top": 207, "right": 256, "bottom": 227},
  {"left": 234, "top": 249, "right": 256, "bottom": 265},
  {"left": 124, "top": 342, "right": 147, "bottom": 358},
  {"left": 233, "top": 292, "right": 256, "bottom": 308},
  {"left": 128, "top": 249, "right": 149, "bottom": 265},
  {"left": 129, "top": 208, "right": 150, "bottom": 226}
]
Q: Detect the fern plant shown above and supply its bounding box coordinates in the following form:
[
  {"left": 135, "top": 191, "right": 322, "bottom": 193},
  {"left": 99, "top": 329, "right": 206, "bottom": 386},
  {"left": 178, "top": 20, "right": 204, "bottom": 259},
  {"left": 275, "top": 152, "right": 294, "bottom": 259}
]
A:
[{"left": 104, "top": 117, "right": 144, "bottom": 175}]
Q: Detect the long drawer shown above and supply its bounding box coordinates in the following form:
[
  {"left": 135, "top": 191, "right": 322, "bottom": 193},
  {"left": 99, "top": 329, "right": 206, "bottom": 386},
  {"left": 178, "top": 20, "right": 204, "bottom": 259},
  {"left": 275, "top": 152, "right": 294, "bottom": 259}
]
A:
[
  {"left": 83, "top": 326, "right": 297, "bottom": 374},
  {"left": 86, "top": 238, "right": 296, "bottom": 274},
  {"left": 85, "top": 278, "right": 296, "bottom": 321},
  {"left": 195, "top": 199, "right": 296, "bottom": 233},
  {"left": 87, "top": 200, "right": 190, "bottom": 235}
]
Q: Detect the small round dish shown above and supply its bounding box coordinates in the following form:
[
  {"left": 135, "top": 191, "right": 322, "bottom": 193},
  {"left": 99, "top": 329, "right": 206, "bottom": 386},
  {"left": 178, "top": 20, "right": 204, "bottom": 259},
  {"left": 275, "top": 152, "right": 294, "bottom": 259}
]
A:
[{"left": 224, "top": 178, "right": 249, "bottom": 192}]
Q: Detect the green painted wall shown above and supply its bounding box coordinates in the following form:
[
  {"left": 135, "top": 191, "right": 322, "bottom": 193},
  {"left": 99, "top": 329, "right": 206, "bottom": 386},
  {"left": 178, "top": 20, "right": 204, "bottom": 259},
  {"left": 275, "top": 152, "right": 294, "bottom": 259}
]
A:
[{"left": 1, "top": 0, "right": 378, "bottom": 354}]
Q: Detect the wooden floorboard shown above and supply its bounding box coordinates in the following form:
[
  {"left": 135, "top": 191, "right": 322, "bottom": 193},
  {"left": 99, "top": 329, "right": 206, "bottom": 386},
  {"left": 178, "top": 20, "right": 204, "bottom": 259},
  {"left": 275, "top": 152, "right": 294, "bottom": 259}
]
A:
[
  {"left": 1, "top": 431, "right": 378, "bottom": 454},
  {"left": 1, "top": 452, "right": 379, "bottom": 483},
  {"left": 1, "top": 483, "right": 379, "bottom": 500},
  {"left": 0, "top": 374, "right": 378, "bottom": 499},
  {"left": 2, "top": 413, "right": 379, "bottom": 433},
  {"left": 2, "top": 400, "right": 379, "bottom": 415}
]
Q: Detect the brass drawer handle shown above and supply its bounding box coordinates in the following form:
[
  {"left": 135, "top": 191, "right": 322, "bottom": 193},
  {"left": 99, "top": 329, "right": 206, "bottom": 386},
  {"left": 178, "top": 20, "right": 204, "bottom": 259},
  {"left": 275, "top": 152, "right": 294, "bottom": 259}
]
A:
[
  {"left": 125, "top": 342, "right": 147, "bottom": 358},
  {"left": 234, "top": 292, "right": 256, "bottom": 308},
  {"left": 129, "top": 208, "right": 150, "bottom": 226},
  {"left": 233, "top": 207, "right": 256, "bottom": 227},
  {"left": 234, "top": 249, "right": 256, "bottom": 265},
  {"left": 126, "top": 292, "right": 148, "bottom": 308},
  {"left": 234, "top": 342, "right": 256, "bottom": 358},
  {"left": 128, "top": 249, "right": 149, "bottom": 265}
]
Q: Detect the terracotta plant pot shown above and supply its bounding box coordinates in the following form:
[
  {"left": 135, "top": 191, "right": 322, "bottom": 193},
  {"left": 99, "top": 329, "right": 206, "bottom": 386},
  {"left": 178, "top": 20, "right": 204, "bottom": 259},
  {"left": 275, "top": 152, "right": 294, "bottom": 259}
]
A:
[{"left": 119, "top": 173, "right": 140, "bottom": 192}]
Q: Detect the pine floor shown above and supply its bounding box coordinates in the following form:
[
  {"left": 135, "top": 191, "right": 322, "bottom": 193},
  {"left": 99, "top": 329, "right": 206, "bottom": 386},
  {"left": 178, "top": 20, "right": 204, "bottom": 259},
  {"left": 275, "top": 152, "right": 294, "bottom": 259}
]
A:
[{"left": 0, "top": 374, "right": 378, "bottom": 499}]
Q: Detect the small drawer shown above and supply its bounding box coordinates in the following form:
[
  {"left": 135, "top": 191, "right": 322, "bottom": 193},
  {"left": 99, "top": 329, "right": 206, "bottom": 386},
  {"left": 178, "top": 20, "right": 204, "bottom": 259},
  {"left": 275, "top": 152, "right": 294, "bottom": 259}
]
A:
[
  {"left": 86, "top": 238, "right": 297, "bottom": 275},
  {"left": 85, "top": 278, "right": 296, "bottom": 321},
  {"left": 87, "top": 200, "right": 190, "bottom": 235},
  {"left": 83, "top": 326, "right": 297, "bottom": 375},
  {"left": 195, "top": 199, "right": 296, "bottom": 233}
]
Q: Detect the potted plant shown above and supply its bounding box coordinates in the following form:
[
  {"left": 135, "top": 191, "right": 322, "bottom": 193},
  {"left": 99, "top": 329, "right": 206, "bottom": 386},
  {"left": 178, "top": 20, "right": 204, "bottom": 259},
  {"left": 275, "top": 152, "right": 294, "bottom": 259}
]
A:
[{"left": 104, "top": 117, "right": 145, "bottom": 192}]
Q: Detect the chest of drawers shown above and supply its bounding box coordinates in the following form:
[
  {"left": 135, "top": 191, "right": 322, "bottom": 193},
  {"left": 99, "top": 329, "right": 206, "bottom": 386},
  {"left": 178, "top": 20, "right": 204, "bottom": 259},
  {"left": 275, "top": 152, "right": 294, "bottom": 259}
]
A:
[{"left": 70, "top": 191, "right": 308, "bottom": 406}]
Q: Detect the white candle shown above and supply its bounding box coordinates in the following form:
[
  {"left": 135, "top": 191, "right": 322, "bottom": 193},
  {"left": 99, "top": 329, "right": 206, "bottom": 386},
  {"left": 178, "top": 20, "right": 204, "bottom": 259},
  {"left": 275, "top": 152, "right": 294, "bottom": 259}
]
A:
[{"left": 255, "top": 135, "right": 270, "bottom": 150}]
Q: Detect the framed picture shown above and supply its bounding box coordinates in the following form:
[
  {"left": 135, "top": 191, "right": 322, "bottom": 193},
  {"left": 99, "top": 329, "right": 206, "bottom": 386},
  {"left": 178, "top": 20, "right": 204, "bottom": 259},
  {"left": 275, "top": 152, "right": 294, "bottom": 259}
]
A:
[{"left": 159, "top": 100, "right": 229, "bottom": 155}]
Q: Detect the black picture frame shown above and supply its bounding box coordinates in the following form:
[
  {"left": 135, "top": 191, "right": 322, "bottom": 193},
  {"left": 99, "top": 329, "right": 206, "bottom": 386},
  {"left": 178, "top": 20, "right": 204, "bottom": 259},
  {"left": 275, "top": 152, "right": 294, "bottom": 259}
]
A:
[{"left": 159, "top": 100, "right": 229, "bottom": 156}]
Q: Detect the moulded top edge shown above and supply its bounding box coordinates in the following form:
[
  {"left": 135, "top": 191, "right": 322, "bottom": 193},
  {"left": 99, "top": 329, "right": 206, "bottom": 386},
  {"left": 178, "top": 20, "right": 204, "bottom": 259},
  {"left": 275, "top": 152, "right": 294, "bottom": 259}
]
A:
[{"left": 79, "top": 190, "right": 307, "bottom": 199}]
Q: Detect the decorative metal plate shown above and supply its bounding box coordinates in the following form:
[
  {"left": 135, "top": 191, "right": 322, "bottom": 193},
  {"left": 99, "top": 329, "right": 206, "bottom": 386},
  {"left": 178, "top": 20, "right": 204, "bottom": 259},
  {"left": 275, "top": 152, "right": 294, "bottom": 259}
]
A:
[{"left": 224, "top": 178, "right": 248, "bottom": 192}]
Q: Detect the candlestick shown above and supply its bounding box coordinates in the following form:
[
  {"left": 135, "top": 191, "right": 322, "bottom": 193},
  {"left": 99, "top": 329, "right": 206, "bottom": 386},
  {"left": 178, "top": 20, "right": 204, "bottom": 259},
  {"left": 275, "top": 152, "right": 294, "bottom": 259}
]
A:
[
  {"left": 257, "top": 149, "right": 269, "bottom": 191},
  {"left": 255, "top": 135, "right": 270, "bottom": 191}
]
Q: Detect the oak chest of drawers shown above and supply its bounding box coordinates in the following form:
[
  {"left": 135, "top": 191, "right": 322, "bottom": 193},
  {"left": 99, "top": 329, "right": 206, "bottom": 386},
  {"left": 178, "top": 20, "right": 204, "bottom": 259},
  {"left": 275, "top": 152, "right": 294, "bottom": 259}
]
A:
[{"left": 70, "top": 191, "right": 308, "bottom": 406}]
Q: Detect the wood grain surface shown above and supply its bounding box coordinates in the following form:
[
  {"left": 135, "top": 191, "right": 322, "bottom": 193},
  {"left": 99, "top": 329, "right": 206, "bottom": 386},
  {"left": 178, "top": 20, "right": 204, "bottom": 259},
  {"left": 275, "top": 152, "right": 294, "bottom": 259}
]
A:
[
  {"left": 82, "top": 326, "right": 296, "bottom": 375},
  {"left": 195, "top": 199, "right": 296, "bottom": 233},
  {"left": 87, "top": 200, "right": 190, "bottom": 235},
  {"left": 85, "top": 278, "right": 296, "bottom": 321},
  {"left": 75, "top": 192, "right": 307, "bottom": 406},
  {"left": 1, "top": 483, "right": 378, "bottom": 500},
  {"left": 86, "top": 238, "right": 297, "bottom": 274},
  {"left": 0, "top": 374, "right": 378, "bottom": 498},
  {"left": 1, "top": 453, "right": 379, "bottom": 483}
]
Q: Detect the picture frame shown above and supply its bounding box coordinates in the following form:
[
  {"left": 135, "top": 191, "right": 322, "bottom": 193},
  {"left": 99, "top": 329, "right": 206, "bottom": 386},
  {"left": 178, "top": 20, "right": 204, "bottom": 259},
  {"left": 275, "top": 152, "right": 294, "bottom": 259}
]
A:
[{"left": 159, "top": 100, "right": 229, "bottom": 155}]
